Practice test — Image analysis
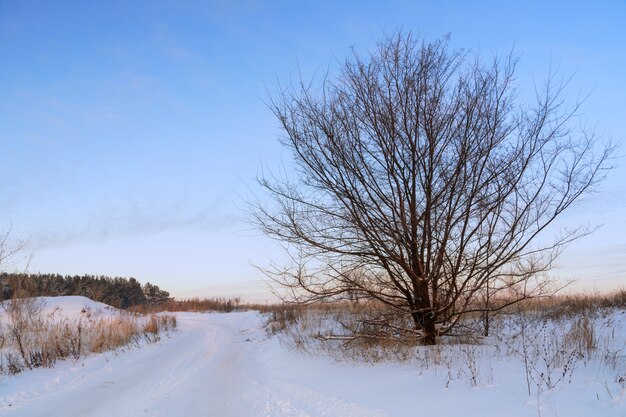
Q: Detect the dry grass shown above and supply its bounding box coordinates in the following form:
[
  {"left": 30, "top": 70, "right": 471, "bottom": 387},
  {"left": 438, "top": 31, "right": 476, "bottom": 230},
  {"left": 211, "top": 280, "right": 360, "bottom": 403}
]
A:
[
  {"left": 130, "top": 297, "right": 243, "bottom": 314},
  {"left": 142, "top": 314, "right": 177, "bottom": 343},
  {"left": 0, "top": 298, "right": 177, "bottom": 375},
  {"left": 502, "top": 289, "right": 626, "bottom": 318}
]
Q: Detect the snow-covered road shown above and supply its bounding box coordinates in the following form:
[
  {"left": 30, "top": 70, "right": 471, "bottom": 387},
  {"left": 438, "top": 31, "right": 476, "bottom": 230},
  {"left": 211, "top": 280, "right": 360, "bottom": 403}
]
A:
[
  {"left": 0, "top": 312, "right": 385, "bottom": 417},
  {"left": 2, "top": 313, "right": 251, "bottom": 416}
]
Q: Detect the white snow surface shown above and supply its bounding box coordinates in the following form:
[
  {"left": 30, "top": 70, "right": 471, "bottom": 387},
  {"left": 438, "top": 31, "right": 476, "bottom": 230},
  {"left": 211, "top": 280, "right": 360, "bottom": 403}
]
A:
[
  {"left": 37, "top": 296, "right": 119, "bottom": 318},
  {"left": 0, "top": 301, "right": 625, "bottom": 416},
  {"left": 0, "top": 296, "right": 120, "bottom": 320}
]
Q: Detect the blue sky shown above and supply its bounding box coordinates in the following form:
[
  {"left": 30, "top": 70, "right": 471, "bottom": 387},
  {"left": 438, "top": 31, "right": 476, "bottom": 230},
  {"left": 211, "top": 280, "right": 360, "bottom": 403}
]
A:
[{"left": 0, "top": 1, "right": 624, "bottom": 298}]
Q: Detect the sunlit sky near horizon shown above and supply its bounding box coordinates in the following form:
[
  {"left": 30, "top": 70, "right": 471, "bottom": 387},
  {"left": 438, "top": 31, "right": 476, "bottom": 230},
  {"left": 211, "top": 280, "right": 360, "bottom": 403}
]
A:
[{"left": 1, "top": 1, "right": 624, "bottom": 299}]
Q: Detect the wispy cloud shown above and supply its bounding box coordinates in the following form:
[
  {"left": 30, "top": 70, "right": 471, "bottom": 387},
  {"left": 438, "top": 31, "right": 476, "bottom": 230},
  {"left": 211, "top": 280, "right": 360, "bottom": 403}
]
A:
[{"left": 25, "top": 198, "right": 232, "bottom": 251}]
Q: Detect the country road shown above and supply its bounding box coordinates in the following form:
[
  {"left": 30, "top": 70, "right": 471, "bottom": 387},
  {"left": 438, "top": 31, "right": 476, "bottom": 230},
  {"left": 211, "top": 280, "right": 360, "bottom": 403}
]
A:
[{"left": 0, "top": 313, "right": 385, "bottom": 417}]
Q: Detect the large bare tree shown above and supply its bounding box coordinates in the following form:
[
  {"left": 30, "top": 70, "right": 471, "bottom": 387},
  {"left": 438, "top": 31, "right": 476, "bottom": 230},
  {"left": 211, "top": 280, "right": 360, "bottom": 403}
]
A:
[{"left": 254, "top": 33, "right": 613, "bottom": 344}]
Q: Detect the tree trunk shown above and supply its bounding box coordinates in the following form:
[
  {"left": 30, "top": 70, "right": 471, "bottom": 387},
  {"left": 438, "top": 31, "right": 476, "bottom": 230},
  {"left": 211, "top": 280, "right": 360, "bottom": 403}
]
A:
[
  {"left": 421, "top": 311, "right": 437, "bottom": 345},
  {"left": 412, "top": 310, "right": 437, "bottom": 345}
]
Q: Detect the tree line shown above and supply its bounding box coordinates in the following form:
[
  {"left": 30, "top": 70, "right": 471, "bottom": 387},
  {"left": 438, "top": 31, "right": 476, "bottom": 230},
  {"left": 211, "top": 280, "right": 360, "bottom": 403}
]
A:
[{"left": 0, "top": 273, "right": 171, "bottom": 309}]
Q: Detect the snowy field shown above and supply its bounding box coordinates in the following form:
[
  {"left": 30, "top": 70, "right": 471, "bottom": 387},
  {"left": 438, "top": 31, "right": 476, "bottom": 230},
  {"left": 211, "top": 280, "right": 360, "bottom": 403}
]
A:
[{"left": 1, "top": 299, "right": 625, "bottom": 417}]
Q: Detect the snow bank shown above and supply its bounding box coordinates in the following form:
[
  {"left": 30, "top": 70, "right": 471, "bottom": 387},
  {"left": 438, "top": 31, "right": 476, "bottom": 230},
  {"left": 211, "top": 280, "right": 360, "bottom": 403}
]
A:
[
  {"left": 37, "top": 296, "right": 119, "bottom": 319},
  {"left": 0, "top": 296, "right": 120, "bottom": 321}
]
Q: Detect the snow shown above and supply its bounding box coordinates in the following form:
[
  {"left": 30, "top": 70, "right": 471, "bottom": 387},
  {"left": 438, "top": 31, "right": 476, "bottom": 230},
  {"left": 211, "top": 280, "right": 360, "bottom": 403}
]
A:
[
  {"left": 36, "top": 296, "right": 119, "bottom": 317},
  {"left": 0, "top": 296, "right": 120, "bottom": 320},
  {"left": 1, "top": 300, "right": 625, "bottom": 416}
]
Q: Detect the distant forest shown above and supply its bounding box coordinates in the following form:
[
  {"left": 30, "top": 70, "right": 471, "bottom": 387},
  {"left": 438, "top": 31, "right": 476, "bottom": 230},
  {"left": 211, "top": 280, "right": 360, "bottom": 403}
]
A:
[{"left": 0, "top": 273, "right": 171, "bottom": 309}]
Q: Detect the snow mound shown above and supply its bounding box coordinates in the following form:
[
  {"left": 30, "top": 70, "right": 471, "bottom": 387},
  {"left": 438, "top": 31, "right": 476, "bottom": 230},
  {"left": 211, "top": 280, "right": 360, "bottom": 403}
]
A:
[
  {"left": 39, "top": 296, "right": 120, "bottom": 319},
  {"left": 1, "top": 296, "right": 121, "bottom": 320}
]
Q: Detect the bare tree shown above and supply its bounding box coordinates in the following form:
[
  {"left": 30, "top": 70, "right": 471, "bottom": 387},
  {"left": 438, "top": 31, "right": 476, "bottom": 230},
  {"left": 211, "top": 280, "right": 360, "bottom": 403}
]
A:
[
  {"left": 0, "top": 225, "right": 30, "bottom": 297},
  {"left": 254, "top": 33, "right": 613, "bottom": 345},
  {"left": 0, "top": 226, "right": 20, "bottom": 272}
]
